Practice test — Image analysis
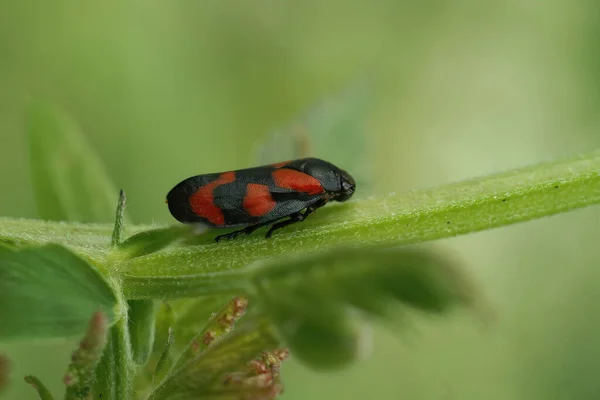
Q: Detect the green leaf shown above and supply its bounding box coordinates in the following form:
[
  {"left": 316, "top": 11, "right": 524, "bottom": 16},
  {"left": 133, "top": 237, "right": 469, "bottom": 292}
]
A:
[
  {"left": 115, "top": 226, "right": 196, "bottom": 260},
  {"left": 262, "top": 288, "right": 360, "bottom": 369},
  {"left": 0, "top": 217, "right": 152, "bottom": 262},
  {"left": 151, "top": 302, "right": 175, "bottom": 361},
  {"left": 257, "top": 84, "right": 372, "bottom": 195},
  {"left": 250, "top": 246, "right": 478, "bottom": 369},
  {"left": 132, "top": 301, "right": 175, "bottom": 395},
  {"left": 135, "top": 303, "right": 175, "bottom": 396},
  {"left": 152, "top": 327, "right": 175, "bottom": 386},
  {"left": 0, "top": 244, "right": 119, "bottom": 341},
  {"left": 26, "top": 104, "right": 130, "bottom": 224},
  {"left": 117, "top": 149, "right": 600, "bottom": 299}
]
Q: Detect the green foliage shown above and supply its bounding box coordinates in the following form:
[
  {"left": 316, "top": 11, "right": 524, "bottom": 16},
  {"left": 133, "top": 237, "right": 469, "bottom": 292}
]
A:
[
  {"left": 147, "top": 320, "right": 282, "bottom": 400},
  {"left": 1, "top": 102, "right": 600, "bottom": 400},
  {"left": 172, "top": 297, "right": 248, "bottom": 371},
  {"left": 251, "top": 247, "right": 478, "bottom": 369},
  {"left": 0, "top": 244, "right": 118, "bottom": 341},
  {"left": 116, "top": 226, "right": 196, "bottom": 260},
  {"left": 110, "top": 148, "right": 600, "bottom": 302},
  {"left": 151, "top": 327, "right": 174, "bottom": 387},
  {"left": 26, "top": 104, "right": 130, "bottom": 225},
  {"left": 258, "top": 84, "right": 372, "bottom": 194},
  {"left": 165, "top": 296, "right": 239, "bottom": 343}
]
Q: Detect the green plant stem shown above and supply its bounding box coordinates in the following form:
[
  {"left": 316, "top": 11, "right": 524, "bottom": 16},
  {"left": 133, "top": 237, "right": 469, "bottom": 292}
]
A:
[
  {"left": 24, "top": 375, "right": 54, "bottom": 400},
  {"left": 111, "top": 316, "right": 135, "bottom": 400},
  {"left": 116, "top": 149, "right": 600, "bottom": 286},
  {"left": 122, "top": 270, "right": 251, "bottom": 299},
  {"left": 94, "top": 314, "right": 135, "bottom": 400},
  {"left": 93, "top": 335, "right": 116, "bottom": 400},
  {"left": 2, "top": 149, "right": 600, "bottom": 301},
  {"left": 0, "top": 218, "right": 152, "bottom": 263}
]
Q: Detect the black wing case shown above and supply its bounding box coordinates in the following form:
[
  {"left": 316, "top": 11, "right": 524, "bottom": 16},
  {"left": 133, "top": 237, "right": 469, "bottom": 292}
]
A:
[{"left": 166, "top": 173, "right": 221, "bottom": 224}]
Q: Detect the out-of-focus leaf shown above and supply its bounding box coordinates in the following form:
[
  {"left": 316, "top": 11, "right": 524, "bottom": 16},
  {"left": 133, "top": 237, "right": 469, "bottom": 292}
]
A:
[
  {"left": 152, "top": 302, "right": 176, "bottom": 358},
  {"left": 26, "top": 104, "right": 130, "bottom": 224},
  {"left": 250, "top": 246, "right": 481, "bottom": 369},
  {"left": 256, "top": 84, "right": 372, "bottom": 196},
  {"left": 0, "top": 241, "right": 20, "bottom": 250},
  {"left": 0, "top": 244, "right": 118, "bottom": 341},
  {"left": 261, "top": 286, "right": 361, "bottom": 369},
  {"left": 152, "top": 327, "right": 175, "bottom": 386}
]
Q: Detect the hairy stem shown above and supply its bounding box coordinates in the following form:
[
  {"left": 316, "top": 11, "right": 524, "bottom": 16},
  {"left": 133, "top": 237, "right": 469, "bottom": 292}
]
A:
[
  {"left": 94, "top": 313, "right": 134, "bottom": 400},
  {"left": 115, "top": 149, "right": 600, "bottom": 289},
  {"left": 1, "top": 149, "right": 599, "bottom": 300}
]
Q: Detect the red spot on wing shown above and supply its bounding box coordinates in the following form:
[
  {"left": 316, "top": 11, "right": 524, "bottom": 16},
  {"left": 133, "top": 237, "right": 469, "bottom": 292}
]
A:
[
  {"left": 270, "top": 161, "right": 290, "bottom": 168},
  {"left": 243, "top": 184, "right": 277, "bottom": 217},
  {"left": 272, "top": 169, "right": 325, "bottom": 195},
  {"left": 189, "top": 172, "right": 236, "bottom": 225}
]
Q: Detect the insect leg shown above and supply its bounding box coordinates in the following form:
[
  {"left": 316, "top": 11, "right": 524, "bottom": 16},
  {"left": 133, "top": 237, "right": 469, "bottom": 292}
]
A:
[
  {"left": 264, "top": 212, "right": 304, "bottom": 238},
  {"left": 265, "top": 198, "right": 328, "bottom": 238},
  {"left": 214, "top": 221, "right": 270, "bottom": 242},
  {"left": 301, "top": 198, "right": 327, "bottom": 218}
]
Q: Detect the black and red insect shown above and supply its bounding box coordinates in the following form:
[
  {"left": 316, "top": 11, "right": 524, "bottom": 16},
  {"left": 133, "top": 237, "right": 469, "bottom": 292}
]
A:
[{"left": 166, "top": 157, "right": 356, "bottom": 242}]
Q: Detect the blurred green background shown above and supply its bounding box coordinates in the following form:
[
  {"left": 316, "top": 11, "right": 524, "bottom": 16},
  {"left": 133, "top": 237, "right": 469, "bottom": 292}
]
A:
[{"left": 2, "top": 0, "right": 600, "bottom": 399}]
